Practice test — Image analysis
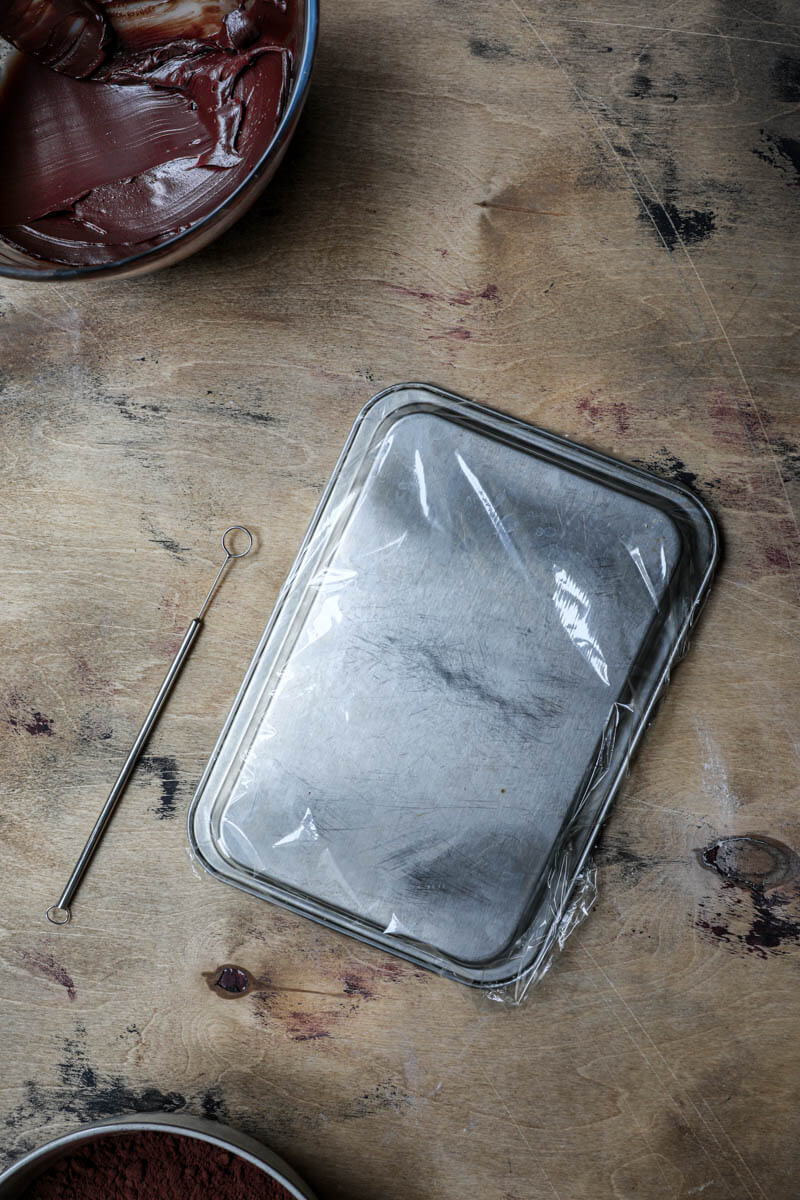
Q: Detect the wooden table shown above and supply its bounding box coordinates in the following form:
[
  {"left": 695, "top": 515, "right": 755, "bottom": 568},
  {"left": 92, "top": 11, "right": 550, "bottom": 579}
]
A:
[{"left": 1, "top": 1, "right": 798, "bottom": 1196}]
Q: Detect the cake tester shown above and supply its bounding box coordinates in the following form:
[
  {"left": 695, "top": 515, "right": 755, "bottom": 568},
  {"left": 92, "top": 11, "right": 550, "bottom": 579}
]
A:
[{"left": 46, "top": 525, "right": 254, "bottom": 925}]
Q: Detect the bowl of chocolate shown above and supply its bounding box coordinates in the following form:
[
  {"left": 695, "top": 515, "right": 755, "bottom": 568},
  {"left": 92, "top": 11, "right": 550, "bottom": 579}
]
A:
[
  {"left": 0, "top": 0, "right": 318, "bottom": 280},
  {"left": 0, "top": 1112, "right": 318, "bottom": 1198}
]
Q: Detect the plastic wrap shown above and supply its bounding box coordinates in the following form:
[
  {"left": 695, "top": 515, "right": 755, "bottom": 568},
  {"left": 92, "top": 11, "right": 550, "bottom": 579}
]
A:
[{"left": 189, "top": 383, "right": 718, "bottom": 1002}]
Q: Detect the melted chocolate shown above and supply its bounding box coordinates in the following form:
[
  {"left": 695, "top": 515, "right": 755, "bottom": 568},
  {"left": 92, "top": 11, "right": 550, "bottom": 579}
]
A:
[
  {"left": 0, "top": 0, "right": 112, "bottom": 77},
  {"left": 0, "top": 0, "right": 295, "bottom": 265}
]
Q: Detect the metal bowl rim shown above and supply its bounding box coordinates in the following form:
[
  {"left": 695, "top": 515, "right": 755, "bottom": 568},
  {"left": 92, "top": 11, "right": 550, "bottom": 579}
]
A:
[{"left": 0, "top": 1112, "right": 317, "bottom": 1200}]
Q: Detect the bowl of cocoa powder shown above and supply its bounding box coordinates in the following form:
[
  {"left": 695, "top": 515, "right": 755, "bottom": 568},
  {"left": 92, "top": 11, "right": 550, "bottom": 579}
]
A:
[{"left": 0, "top": 1113, "right": 318, "bottom": 1199}]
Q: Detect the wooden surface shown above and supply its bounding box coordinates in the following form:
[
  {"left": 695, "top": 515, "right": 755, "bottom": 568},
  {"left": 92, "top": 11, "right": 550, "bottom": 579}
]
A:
[{"left": 1, "top": 1, "right": 799, "bottom": 1197}]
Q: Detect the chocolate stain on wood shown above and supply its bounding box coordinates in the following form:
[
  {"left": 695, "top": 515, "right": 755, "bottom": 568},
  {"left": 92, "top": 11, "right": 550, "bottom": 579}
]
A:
[
  {"left": 208, "top": 955, "right": 419, "bottom": 1044},
  {"left": 696, "top": 835, "right": 800, "bottom": 958},
  {"left": 7, "top": 696, "right": 55, "bottom": 736},
  {"left": 286, "top": 1012, "right": 332, "bottom": 1041},
  {"left": 19, "top": 950, "right": 76, "bottom": 1001},
  {"left": 379, "top": 280, "right": 499, "bottom": 307},
  {"left": 341, "top": 971, "right": 374, "bottom": 1000}
]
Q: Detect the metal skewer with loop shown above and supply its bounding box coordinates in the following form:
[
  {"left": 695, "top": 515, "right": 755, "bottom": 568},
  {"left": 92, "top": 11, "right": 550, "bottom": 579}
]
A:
[{"left": 46, "top": 525, "right": 254, "bottom": 926}]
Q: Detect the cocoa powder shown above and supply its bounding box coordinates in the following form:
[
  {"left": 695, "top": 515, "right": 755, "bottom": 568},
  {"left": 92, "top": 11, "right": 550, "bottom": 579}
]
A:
[{"left": 22, "top": 1129, "right": 294, "bottom": 1199}]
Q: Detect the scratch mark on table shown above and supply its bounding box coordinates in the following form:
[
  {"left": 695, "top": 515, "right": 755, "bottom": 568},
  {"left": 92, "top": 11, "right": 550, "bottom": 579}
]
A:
[
  {"left": 553, "top": 19, "right": 800, "bottom": 50},
  {"left": 581, "top": 946, "right": 766, "bottom": 1200},
  {"left": 508, "top": 0, "right": 800, "bottom": 605}
]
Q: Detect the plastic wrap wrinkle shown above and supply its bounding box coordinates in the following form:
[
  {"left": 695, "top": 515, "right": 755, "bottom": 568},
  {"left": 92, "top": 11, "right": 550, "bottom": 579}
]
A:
[
  {"left": 188, "top": 384, "right": 719, "bottom": 1001},
  {"left": 272, "top": 806, "right": 319, "bottom": 847},
  {"left": 455, "top": 451, "right": 529, "bottom": 573},
  {"left": 624, "top": 540, "right": 661, "bottom": 608},
  {"left": 552, "top": 567, "right": 610, "bottom": 685}
]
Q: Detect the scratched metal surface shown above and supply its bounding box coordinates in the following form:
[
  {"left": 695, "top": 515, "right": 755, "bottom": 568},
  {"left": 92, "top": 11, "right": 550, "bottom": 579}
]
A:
[{"left": 0, "top": 0, "right": 798, "bottom": 1197}]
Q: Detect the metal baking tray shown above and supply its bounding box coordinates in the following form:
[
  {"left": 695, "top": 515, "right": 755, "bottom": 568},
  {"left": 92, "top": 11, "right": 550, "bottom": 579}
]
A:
[{"left": 189, "top": 383, "right": 718, "bottom": 988}]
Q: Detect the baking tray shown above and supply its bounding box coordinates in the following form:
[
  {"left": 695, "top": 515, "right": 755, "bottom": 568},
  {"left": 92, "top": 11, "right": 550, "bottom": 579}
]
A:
[{"left": 189, "top": 384, "right": 718, "bottom": 988}]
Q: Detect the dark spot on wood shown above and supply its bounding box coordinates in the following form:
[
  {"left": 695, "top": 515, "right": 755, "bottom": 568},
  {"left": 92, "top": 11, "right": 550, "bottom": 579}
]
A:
[
  {"left": 21, "top": 710, "right": 54, "bottom": 736},
  {"left": 217, "top": 966, "right": 250, "bottom": 994},
  {"left": 765, "top": 544, "right": 793, "bottom": 571},
  {"left": 695, "top": 918, "right": 731, "bottom": 940},
  {"left": 340, "top": 1080, "right": 409, "bottom": 1120},
  {"left": 595, "top": 842, "right": 654, "bottom": 884},
  {"left": 342, "top": 972, "right": 373, "bottom": 1000},
  {"left": 1, "top": 1023, "right": 190, "bottom": 1140},
  {"left": 201, "top": 1087, "right": 230, "bottom": 1122},
  {"left": 638, "top": 196, "right": 716, "bottom": 250},
  {"left": 380, "top": 280, "right": 446, "bottom": 304},
  {"left": 145, "top": 521, "right": 188, "bottom": 561},
  {"left": 19, "top": 950, "right": 76, "bottom": 1000},
  {"left": 113, "top": 397, "right": 165, "bottom": 423},
  {"left": 377, "top": 960, "right": 408, "bottom": 981},
  {"left": 79, "top": 711, "right": 114, "bottom": 742},
  {"left": 287, "top": 1012, "right": 332, "bottom": 1041},
  {"left": 767, "top": 435, "right": 800, "bottom": 484},
  {"left": 468, "top": 36, "right": 512, "bottom": 60},
  {"left": 772, "top": 54, "right": 800, "bottom": 103},
  {"left": 140, "top": 754, "right": 180, "bottom": 820},
  {"left": 430, "top": 327, "right": 472, "bottom": 340},
  {"left": 633, "top": 448, "right": 720, "bottom": 496},
  {"left": 7, "top": 693, "right": 56, "bottom": 736},
  {"left": 628, "top": 72, "right": 652, "bottom": 98},
  {"left": 709, "top": 388, "right": 764, "bottom": 447},
  {"left": 230, "top": 408, "right": 276, "bottom": 425},
  {"left": 113, "top": 397, "right": 140, "bottom": 422},
  {"left": 754, "top": 131, "right": 800, "bottom": 186},
  {"left": 577, "top": 393, "right": 630, "bottom": 435},
  {"left": 696, "top": 835, "right": 800, "bottom": 957},
  {"left": 0, "top": 1028, "right": 233, "bottom": 1157},
  {"left": 699, "top": 835, "right": 798, "bottom": 892},
  {"left": 478, "top": 198, "right": 564, "bottom": 215},
  {"left": 644, "top": 449, "right": 697, "bottom": 489},
  {"left": 204, "top": 964, "right": 256, "bottom": 997},
  {"left": 379, "top": 280, "right": 495, "bottom": 307}
]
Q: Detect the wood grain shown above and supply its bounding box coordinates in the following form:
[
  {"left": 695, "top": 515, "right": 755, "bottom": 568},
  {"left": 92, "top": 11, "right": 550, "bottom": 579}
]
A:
[{"left": 1, "top": 0, "right": 798, "bottom": 1197}]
